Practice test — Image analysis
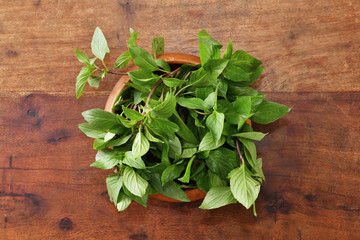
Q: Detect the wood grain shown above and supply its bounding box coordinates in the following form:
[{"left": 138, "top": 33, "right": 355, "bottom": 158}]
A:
[{"left": 0, "top": 0, "right": 359, "bottom": 239}]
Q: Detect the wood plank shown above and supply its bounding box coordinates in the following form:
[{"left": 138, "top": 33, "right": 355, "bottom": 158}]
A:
[
  {"left": 0, "top": 0, "right": 359, "bottom": 94},
  {"left": 0, "top": 92, "right": 359, "bottom": 239}
]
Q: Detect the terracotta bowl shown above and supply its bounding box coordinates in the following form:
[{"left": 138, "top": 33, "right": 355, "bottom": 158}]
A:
[{"left": 104, "top": 53, "right": 206, "bottom": 202}]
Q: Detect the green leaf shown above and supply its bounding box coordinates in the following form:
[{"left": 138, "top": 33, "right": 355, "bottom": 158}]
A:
[
  {"left": 178, "top": 156, "right": 196, "bottom": 183},
  {"left": 232, "top": 132, "right": 267, "bottom": 141},
  {"left": 195, "top": 87, "right": 213, "bottom": 100},
  {"left": 238, "top": 137, "right": 257, "bottom": 168},
  {"left": 90, "top": 150, "right": 119, "bottom": 169},
  {"left": 91, "top": 27, "right": 110, "bottom": 61},
  {"left": 104, "top": 132, "right": 116, "bottom": 142},
  {"left": 199, "top": 186, "right": 237, "bottom": 209},
  {"left": 163, "top": 78, "right": 186, "bottom": 87},
  {"left": 225, "top": 97, "right": 252, "bottom": 128},
  {"left": 203, "top": 59, "right": 229, "bottom": 77},
  {"left": 251, "top": 100, "right": 291, "bottom": 124},
  {"left": 93, "top": 138, "right": 107, "bottom": 150},
  {"left": 123, "top": 166, "right": 149, "bottom": 197},
  {"left": 87, "top": 76, "right": 101, "bottom": 88},
  {"left": 127, "top": 28, "right": 138, "bottom": 47},
  {"left": 149, "top": 173, "right": 190, "bottom": 202},
  {"left": 117, "top": 115, "right": 137, "bottom": 128},
  {"left": 161, "top": 161, "right": 186, "bottom": 185},
  {"left": 82, "top": 109, "right": 119, "bottom": 129},
  {"left": 132, "top": 132, "right": 150, "bottom": 159},
  {"left": 150, "top": 92, "right": 176, "bottom": 119},
  {"left": 78, "top": 123, "right": 107, "bottom": 138},
  {"left": 106, "top": 174, "right": 123, "bottom": 204},
  {"left": 75, "top": 49, "right": 90, "bottom": 65},
  {"left": 155, "top": 59, "right": 170, "bottom": 72},
  {"left": 147, "top": 117, "right": 179, "bottom": 135},
  {"left": 204, "top": 92, "right": 215, "bottom": 109},
  {"left": 106, "top": 134, "right": 132, "bottom": 147},
  {"left": 223, "top": 38, "right": 233, "bottom": 59},
  {"left": 223, "top": 64, "right": 249, "bottom": 82},
  {"left": 151, "top": 37, "right": 164, "bottom": 56},
  {"left": 128, "top": 46, "right": 159, "bottom": 71},
  {"left": 123, "top": 185, "right": 148, "bottom": 207},
  {"left": 197, "top": 29, "right": 222, "bottom": 64},
  {"left": 122, "top": 106, "right": 144, "bottom": 121},
  {"left": 209, "top": 171, "right": 227, "bottom": 187},
  {"left": 229, "top": 165, "right": 261, "bottom": 209},
  {"left": 254, "top": 158, "right": 265, "bottom": 181},
  {"left": 75, "top": 67, "right": 91, "bottom": 99},
  {"left": 180, "top": 148, "right": 197, "bottom": 158},
  {"left": 114, "top": 50, "right": 131, "bottom": 69},
  {"left": 199, "top": 132, "right": 225, "bottom": 151},
  {"left": 169, "top": 112, "right": 198, "bottom": 145},
  {"left": 128, "top": 69, "right": 159, "bottom": 88},
  {"left": 189, "top": 111, "right": 205, "bottom": 128},
  {"left": 206, "top": 111, "right": 224, "bottom": 143},
  {"left": 116, "top": 192, "right": 132, "bottom": 212},
  {"left": 123, "top": 151, "right": 146, "bottom": 169},
  {"left": 168, "top": 135, "right": 182, "bottom": 159},
  {"left": 176, "top": 97, "right": 208, "bottom": 111},
  {"left": 144, "top": 127, "right": 163, "bottom": 143},
  {"left": 206, "top": 148, "right": 239, "bottom": 179}
]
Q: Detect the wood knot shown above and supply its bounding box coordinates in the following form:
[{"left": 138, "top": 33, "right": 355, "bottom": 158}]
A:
[
  {"left": 59, "top": 217, "right": 73, "bottom": 230},
  {"left": 266, "top": 195, "right": 290, "bottom": 214}
]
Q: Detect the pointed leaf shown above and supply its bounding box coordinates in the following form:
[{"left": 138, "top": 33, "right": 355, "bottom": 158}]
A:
[
  {"left": 91, "top": 27, "right": 109, "bottom": 61},
  {"left": 123, "top": 166, "right": 148, "bottom": 197},
  {"left": 132, "top": 132, "right": 150, "bottom": 159},
  {"left": 199, "top": 186, "right": 237, "bottom": 209}
]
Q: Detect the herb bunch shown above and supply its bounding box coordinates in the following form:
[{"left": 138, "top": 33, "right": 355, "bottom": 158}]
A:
[{"left": 75, "top": 27, "right": 291, "bottom": 214}]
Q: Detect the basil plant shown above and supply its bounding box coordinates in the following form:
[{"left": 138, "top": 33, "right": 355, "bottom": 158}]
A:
[{"left": 75, "top": 27, "right": 290, "bottom": 214}]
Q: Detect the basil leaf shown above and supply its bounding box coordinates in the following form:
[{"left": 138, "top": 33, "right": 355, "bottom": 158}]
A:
[
  {"left": 127, "top": 28, "right": 138, "bottom": 47},
  {"left": 223, "top": 38, "right": 233, "bottom": 59},
  {"left": 155, "top": 59, "right": 170, "bottom": 72},
  {"left": 178, "top": 156, "right": 196, "bottom": 183},
  {"left": 87, "top": 76, "right": 101, "bottom": 88},
  {"left": 75, "top": 67, "right": 91, "bottom": 99},
  {"left": 128, "top": 69, "right": 159, "bottom": 89},
  {"left": 149, "top": 173, "right": 190, "bottom": 202},
  {"left": 169, "top": 112, "right": 198, "bottom": 145},
  {"left": 254, "top": 158, "right": 265, "bottom": 181},
  {"left": 75, "top": 49, "right": 90, "bottom": 65},
  {"left": 199, "top": 132, "right": 225, "bottom": 151},
  {"left": 161, "top": 161, "right": 186, "bottom": 185},
  {"left": 91, "top": 27, "right": 109, "bottom": 61},
  {"left": 123, "top": 166, "right": 149, "bottom": 197},
  {"left": 106, "top": 174, "right": 123, "bottom": 204},
  {"left": 176, "top": 97, "right": 208, "bottom": 111},
  {"left": 78, "top": 123, "right": 107, "bottom": 138},
  {"left": 123, "top": 185, "right": 148, "bottom": 207},
  {"left": 206, "top": 148, "right": 239, "bottom": 179},
  {"left": 106, "top": 134, "right": 132, "bottom": 147},
  {"left": 168, "top": 135, "right": 182, "bottom": 159},
  {"left": 150, "top": 92, "right": 176, "bottom": 119},
  {"left": 144, "top": 127, "right": 163, "bottom": 143},
  {"left": 205, "top": 111, "right": 224, "bottom": 144},
  {"left": 251, "top": 100, "right": 291, "bottom": 124},
  {"left": 162, "top": 78, "right": 186, "bottom": 87},
  {"left": 232, "top": 132, "right": 267, "bottom": 141},
  {"left": 114, "top": 50, "right": 131, "bottom": 69},
  {"left": 229, "top": 165, "right": 261, "bottom": 209},
  {"left": 197, "top": 29, "right": 222, "bottom": 64},
  {"left": 104, "top": 132, "right": 116, "bottom": 142},
  {"left": 132, "top": 132, "right": 150, "bottom": 159},
  {"left": 209, "top": 171, "right": 227, "bottom": 187},
  {"left": 147, "top": 118, "right": 179, "bottom": 134},
  {"left": 90, "top": 150, "right": 120, "bottom": 169},
  {"left": 199, "top": 186, "right": 237, "bottom": 209},
  {"left": 180, "top": 148, "right": 197, "bottom": 159},
  {"left": 122, "top": 106, "right": 144, "bottom": 121},
  {"left": 128, "top": 46, "right": 159, "bottom": 71},
  {"left": 238, "top": 137, "right": 257, "bottom": 167},
  {"left": 93, "top": 138, "right": 107, "bottom": 150},
  {"left": 123, "top": 151, "right": 146, "bottom": 169},
  {"left": 82, "top": 109, "right": 119, "bottom": 129},
  {"left": 116, "top": 192, "right": 132, "bottom": 212},
  {"left": 151, "top": 37, "right": 164, "bottom": 56}
]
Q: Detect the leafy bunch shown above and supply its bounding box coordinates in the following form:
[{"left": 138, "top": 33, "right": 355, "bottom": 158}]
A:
[{"left": 75, "top": 27, "right": 291, "bottom": 214}]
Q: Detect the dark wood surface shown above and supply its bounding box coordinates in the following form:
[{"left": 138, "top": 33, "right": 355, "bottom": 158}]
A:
[{"left": 1, "top": 0, "right": 359, "bottom": 239}]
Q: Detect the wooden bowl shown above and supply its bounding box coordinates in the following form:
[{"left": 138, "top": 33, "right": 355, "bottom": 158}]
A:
[{"left": 104, "top": 53, "right": 206, "bottom": 202}]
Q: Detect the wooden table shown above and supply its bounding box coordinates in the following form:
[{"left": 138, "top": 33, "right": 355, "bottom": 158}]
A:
[{"left": 1, "top": 0, "right": 359, "bottom": 239}]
